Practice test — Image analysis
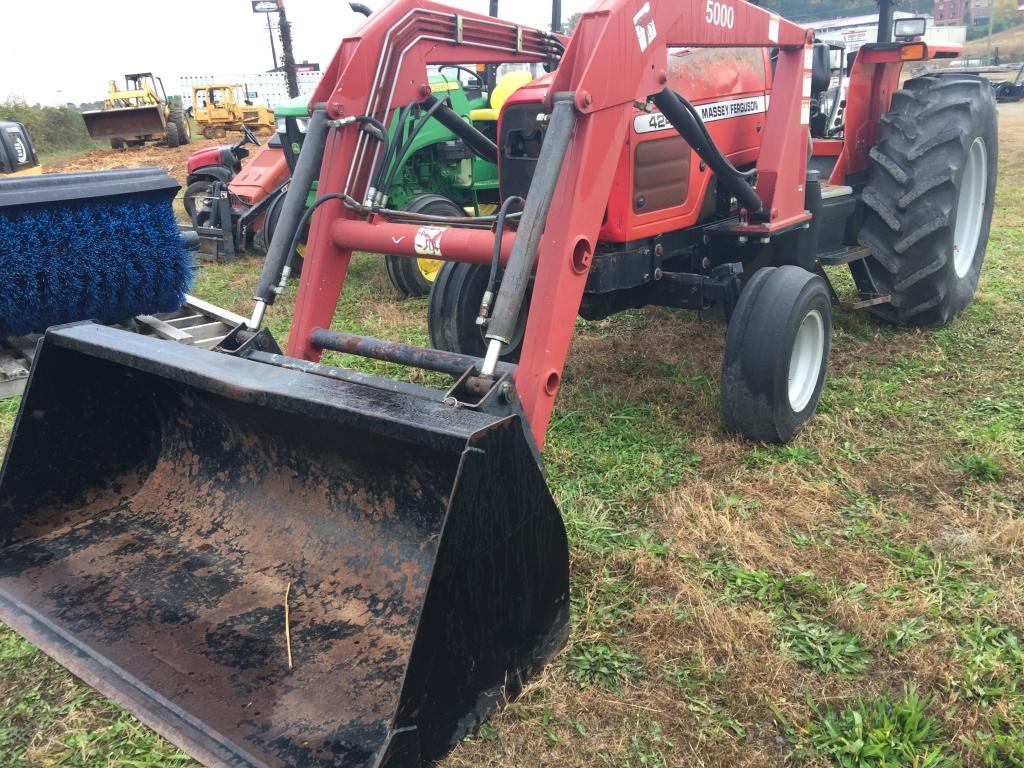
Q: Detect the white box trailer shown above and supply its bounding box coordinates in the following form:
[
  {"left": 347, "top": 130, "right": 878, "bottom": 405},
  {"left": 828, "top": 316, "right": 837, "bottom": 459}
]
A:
[{"left": 178, "top": 71, "right": 321, "bottom": 110}]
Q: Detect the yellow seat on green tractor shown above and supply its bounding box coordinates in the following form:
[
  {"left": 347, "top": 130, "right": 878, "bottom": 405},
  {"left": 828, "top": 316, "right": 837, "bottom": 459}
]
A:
[{"left": 469, "top": 71, "right": 534, "bottom": 122}]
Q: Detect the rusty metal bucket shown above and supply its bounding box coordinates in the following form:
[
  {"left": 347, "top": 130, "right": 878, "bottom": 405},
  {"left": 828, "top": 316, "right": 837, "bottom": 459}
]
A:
[
  {"left": 81, "top": 105, "right": 167, "bottom": 140},
  {"left": 0, "top": 323, "right": 568, "bottom": 768}
]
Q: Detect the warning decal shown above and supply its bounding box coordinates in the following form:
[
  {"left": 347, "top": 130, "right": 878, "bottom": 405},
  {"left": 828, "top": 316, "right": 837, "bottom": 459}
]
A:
[{"left": 414, "top": 227, "right": 446, "bottom": 257}]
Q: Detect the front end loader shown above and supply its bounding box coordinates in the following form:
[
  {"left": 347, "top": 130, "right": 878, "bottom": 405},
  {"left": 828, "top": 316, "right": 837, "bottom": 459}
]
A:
[
  {"left": 0, "top": 1, "right": 996, "bottom": 767},
  {"left": 82, "top": 73, "right": 191, "bottom": 149}
]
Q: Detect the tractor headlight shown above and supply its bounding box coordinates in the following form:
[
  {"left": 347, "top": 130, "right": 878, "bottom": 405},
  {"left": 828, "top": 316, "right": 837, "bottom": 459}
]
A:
[{"left": 894, "top": 17, "right": 926, "bottom": 40}]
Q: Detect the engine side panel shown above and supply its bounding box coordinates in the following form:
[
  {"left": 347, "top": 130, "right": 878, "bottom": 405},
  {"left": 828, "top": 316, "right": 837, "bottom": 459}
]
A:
[{"left": 500, "top": 48, "right": 771, "bottom": 244}]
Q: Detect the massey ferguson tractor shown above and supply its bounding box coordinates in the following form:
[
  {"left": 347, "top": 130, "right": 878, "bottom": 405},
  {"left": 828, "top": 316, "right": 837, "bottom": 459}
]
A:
[{"left": 0, "top": 0, "right": 996, "bottom": 766}]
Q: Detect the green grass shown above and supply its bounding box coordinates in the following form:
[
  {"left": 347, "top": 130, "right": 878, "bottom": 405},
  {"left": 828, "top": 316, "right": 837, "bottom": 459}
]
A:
[
  {"left": 808, "top": 687, "right": 959, "bottom": 768},
  {"left": 1, "top": 107, "right": 1023, "bottom": 768}
]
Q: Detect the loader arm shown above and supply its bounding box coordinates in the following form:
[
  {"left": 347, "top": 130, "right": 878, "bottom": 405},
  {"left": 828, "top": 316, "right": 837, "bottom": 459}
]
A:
[{"left": 288, "top": 0, "right": 813, "bottom": 447}]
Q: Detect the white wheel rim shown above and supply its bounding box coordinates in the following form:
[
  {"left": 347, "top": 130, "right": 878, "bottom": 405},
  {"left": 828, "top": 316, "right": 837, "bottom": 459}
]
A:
[
  {"left": 788, "top": 309, "right": 825, "bottom": 412},
  {"left": 953, "top": 137, "right": 987, "bottom": 279}
]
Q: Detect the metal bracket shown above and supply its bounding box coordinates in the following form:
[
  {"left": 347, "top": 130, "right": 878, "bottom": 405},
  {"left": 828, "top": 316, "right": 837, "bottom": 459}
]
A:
[
  {"left": 214, "top": 324, "right": 283, "bottom": 357},
  {"left": 444, "top": 368, "right": 518, "bottom": 413}
]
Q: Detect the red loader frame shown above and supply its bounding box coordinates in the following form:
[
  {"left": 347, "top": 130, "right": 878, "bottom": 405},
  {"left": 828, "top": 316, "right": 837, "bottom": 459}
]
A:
[
  {"left": 285, "top": 0, "right": 811, "bottom": 448},
  {"left": 278, "top": 0, "right": 936, "bottom": 449}
]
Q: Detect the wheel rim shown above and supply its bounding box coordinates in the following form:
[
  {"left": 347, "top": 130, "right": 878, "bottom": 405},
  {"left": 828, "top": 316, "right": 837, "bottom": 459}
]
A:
[
  {"left": 417, "top": 258, "right": 443, "bottom": 283},
  {"left": 187, "top": 185, "right": 214, "bottom": 218},
  {"left": 953, "top": 137, "right": 987, "bottom": 279},
  {"left": 788, "top": 309, "right": 825, "bottom": 412}
]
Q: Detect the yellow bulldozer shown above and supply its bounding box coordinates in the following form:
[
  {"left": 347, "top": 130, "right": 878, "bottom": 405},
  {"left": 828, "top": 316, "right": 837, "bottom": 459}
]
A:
[
  {"left": 82, "top": 73, "right": 192, "bottom": 149},
  {"left": 191, "top": 84, "right": 275, "bottom": 139}
]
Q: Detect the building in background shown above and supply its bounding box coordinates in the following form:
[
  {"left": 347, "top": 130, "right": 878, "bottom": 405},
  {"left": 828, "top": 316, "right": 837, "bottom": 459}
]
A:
[
  {"left": 806, "top": 12, "right": 966, "bottom": 53},
  {"left": 935, "top": 0, "right": 993, "bottom": 24}
]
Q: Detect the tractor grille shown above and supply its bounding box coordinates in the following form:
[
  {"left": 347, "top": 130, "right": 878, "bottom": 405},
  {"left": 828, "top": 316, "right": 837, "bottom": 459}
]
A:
[{"left": 498, "top": 103, "right": 547, "bottom": 201}]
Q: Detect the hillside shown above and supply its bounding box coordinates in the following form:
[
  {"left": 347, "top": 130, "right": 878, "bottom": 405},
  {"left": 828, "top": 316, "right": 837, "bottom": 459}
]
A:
[{"left": 963, "top": 24, "right": 1024, "bottom": 62}]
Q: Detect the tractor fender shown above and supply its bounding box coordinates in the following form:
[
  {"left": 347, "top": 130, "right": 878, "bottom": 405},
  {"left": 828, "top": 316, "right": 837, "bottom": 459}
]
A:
[{"left": 186, "top": 164, "right": 233, "bottom": 188}]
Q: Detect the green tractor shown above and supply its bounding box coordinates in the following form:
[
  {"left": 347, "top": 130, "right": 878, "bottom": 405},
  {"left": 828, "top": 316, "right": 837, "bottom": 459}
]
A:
[{"left": 270, "top": 67, "right": 533, "bottom": 296}]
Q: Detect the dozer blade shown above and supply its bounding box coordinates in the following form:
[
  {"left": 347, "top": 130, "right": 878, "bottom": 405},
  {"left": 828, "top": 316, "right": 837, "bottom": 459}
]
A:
[
  {"left": 0, "top": 323, "right": 568, "bottom": 768},
  {"left": 82, "top": 105, "right": 166, "bottom": 140}
]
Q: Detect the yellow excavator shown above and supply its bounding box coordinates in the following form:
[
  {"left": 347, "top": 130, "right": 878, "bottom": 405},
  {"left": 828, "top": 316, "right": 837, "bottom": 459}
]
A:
[
  {"left": 191, "top": 84, "right": 275, "bottom": 139},
  {"left": 82, "top": 73, "right": 192, "bottom": 149}
]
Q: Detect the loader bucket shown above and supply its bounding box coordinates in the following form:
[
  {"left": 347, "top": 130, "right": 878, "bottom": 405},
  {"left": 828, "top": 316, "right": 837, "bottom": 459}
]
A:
[
  {"left": 0, "top": 323, "right": 569, "bottom": 768},
  {"left": 82, "top": 105, "right": 167, "bottom": 140}
]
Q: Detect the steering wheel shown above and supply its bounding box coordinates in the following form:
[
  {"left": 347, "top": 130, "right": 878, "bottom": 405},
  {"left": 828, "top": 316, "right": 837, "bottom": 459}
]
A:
[
  {"left": 234, "top": 123, "right": 261, "bottom": 149},
  {"left": 438, "top": 65, "right": 484, "bottom": 91}
]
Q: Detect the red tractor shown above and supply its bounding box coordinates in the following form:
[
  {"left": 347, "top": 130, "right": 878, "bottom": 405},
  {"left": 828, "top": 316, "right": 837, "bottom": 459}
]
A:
[
  {"left": 183, "top": 125, "right": 290, "bottom": 256},
  {"left": 0, "top": 1, "right": 996, "bottom": 766}
]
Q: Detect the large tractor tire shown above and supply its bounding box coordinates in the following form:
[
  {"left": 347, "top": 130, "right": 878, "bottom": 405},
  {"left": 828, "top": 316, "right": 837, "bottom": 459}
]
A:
[
  {"left": 385, "top": 195, "right": 461, "bottom": 297},
  {"left": 428, "top": 261, "right": 529, "bottom": 363},
  {"left": 164, "top": 122, "right": 181, "bottom": 149},
  {"left": 855, "top": 74, "right": 997, "bottom": 327},
  {"left": 169, "top": 107, "right": 191, "bottom": 144},
  {"left": 721, "top": 266, "right": 832, "bottom": 444}
]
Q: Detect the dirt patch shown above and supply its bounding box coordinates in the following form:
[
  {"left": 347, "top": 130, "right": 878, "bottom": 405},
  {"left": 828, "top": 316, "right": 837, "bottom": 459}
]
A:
[{"left": 45, "top": 137, "right": 229, "bottom": 188}]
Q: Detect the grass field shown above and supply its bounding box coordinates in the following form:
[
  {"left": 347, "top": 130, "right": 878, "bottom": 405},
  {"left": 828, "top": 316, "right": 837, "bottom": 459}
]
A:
[{"left": 1, "top": 105, "right": 1022, "bottom": 767}]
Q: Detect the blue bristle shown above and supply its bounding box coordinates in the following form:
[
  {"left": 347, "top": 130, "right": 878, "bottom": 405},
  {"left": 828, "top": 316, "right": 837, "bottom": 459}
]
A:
[{"left": 0, "top": 192, "right": 194, "bottom": 338}]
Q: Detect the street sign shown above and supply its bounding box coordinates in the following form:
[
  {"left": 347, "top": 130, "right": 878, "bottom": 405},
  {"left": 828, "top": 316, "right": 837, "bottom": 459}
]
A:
[{"left": 252, "top": 1, "right": 278, "bottom": 12}]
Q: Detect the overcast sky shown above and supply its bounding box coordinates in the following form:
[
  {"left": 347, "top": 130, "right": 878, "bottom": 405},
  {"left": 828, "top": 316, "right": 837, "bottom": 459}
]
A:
[{"left": 1, "top": 0, "right": 590, "bottom": 106}]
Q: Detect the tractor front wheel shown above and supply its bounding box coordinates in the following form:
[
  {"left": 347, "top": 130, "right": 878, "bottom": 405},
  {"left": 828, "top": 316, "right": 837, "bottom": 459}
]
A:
[
  {"left": 855, "top": 74, "right": 997, "bottom": 326},
  {"left": 428, "top": 262, "right": 529, "bottom": 363},
  {"left": 253, "top": 192, "right": 305, "bottom": 276},
  {"left": 169, "top": 107, "right": 191, "bottom": 145},
  {"left": 385, "top": 195, "right": 463, "bottom": 297},
  {"left": 720, "top": 266, "right": 832, "bottom": 444}
]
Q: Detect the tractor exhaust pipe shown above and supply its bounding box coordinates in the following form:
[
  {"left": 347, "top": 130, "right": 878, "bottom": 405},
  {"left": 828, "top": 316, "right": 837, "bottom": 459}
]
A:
[{"left": 250, "top": 107, "right": 330, "bottom": 328}]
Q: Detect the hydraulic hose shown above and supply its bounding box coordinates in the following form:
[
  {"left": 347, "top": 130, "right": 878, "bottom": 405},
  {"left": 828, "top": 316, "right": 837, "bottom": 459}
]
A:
[
  {"left": 477, "top": 195, "right": 524, "bottom": 326},
  {"left": 372, "top": 101, "right": 414, "bottom": 192},
  {"left": 379, "top": 97, "right": 449, "bottom": 198},
  {"left": 651, "top": 88, "right": 763, "bottom": 216}
]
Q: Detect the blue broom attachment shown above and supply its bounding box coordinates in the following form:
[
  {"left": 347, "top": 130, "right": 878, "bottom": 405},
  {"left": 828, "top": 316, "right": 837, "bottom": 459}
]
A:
[{"left": 0, "top": 168, "right": 193, "bottom": 339}]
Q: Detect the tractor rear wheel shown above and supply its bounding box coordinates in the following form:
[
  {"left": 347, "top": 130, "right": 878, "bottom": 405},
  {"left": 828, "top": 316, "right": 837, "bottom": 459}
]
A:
[
  {"left": 165, "top": 122, "right": 181, "bottom": 148},
  {"left": 855, "top": 73, "right": 997, "bottom": 326},
  {"left": 428, "top": 262, "right": 528, "bottom": 363},
  {"left": 720, "top": 266, "right": 832, "bottom": 444},
  {"left": 385, "top": 195, "right": 462, "bottom": 297}
]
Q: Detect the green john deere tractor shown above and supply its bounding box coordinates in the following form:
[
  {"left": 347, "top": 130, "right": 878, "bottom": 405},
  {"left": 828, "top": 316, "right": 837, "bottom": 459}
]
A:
[{"left": 270, "top": 66, "right": 533, "bottom": 296}]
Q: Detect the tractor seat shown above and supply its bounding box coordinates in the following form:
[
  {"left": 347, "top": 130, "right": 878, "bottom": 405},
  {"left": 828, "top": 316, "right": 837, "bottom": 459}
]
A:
[{"left": 469, "top": 72, "right": 534, "bottom": 122}]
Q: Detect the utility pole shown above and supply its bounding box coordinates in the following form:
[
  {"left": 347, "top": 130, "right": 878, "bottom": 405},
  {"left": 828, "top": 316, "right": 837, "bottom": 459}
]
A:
[
  {"left": 277, "top": 0, "right": 299, "bottom": 98},
  {"left": 986, "top": 1, "right": 995, "bottom": 65},
  {"left": 266, "top": 13, "right": 279, "bottom": 70},
  {"left": 551, "top": 0, "right": 562, "bottom": 32}
]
